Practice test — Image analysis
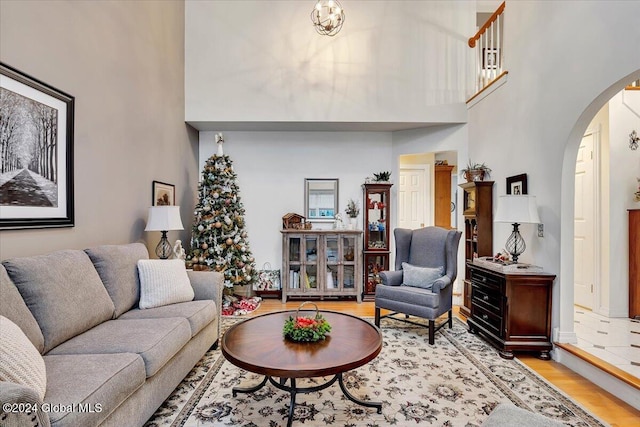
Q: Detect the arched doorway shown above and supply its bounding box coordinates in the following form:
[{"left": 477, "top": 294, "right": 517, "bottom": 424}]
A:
[{"left": 559, "top": 69, "right": 640, "bottom": 347}]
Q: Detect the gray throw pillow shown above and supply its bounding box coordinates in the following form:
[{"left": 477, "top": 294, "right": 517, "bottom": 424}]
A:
[{"left": 401, "top": 262, "right": 444, "bottom": 289}]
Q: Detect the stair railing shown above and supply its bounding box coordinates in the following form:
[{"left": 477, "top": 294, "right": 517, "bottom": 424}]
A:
[{"left": 468, "top": 1, "right": 506, "bottom": 95}]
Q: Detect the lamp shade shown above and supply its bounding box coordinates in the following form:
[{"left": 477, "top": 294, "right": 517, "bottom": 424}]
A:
[
  {"left": 145, "top": 206, "right": 184, "bottom": 231},
  {"left": 494, "top": 195, "right": 541, "bottom": 224}
]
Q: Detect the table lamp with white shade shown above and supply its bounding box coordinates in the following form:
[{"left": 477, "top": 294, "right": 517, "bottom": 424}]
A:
[
  {"left": 145, "top": 206, "right": 184, "bottom": 259},
  {"left": 494, "top": 195, "right": 540, "bottom": 263}
]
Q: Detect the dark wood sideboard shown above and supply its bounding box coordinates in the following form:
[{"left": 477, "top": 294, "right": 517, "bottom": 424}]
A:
[{"left": 467, "top": 262, "right": 556, "bottom": 360}]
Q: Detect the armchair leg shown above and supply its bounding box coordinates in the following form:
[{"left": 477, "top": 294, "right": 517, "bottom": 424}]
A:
[
  {"left": 428, "top": 320, "right": 435, "bottom": 345},
  {"left": 374, "top": 307, "right": 381, "bottom": 327},
  {"left": 448, "top": 310, "right": 453, "bottom": 329}
]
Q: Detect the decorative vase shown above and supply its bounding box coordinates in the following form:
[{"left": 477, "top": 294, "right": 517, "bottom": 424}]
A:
[
  {"left": 465, "top": 170, "right": 486, "bottom": 182},
  {"left": 348, "top": 217, "right": 357, "bottom": 229}
]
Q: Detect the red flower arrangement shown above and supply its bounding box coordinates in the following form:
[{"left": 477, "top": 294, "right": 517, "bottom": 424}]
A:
[{"left": 283, "top": 302, "right": 331, "bottom": 342}]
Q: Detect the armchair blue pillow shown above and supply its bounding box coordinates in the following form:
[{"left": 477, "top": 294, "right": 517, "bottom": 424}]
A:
[{"left": 401, "top": 263, "right": 444, "bottom": 289}]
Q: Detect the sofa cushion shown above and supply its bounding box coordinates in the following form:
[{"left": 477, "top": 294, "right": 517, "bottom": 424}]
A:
[
  {"left": 401, "top": 262, "right": 444, "bottom": 289},
  {"left": 3, "top": 250, "right": 116, "bottom": 353},
  {"left": 119, "top": 300, "right": 217, "bottom": 337},
  {"left": 0, "top": 265, "right": 45, "bottom": 353},
  {"left": 0, "top": 316, "right": 47, "bottom": 400},
  {"left": 85, "top": 243, "right": 149, "bottom": 318},
  {"left": 137, "top": 259, "right": 194, "bottom": 309},
  {"left": 43, "top": 353, "right": 145, "bottom": 427},
  {"left": 47, "top": 318, "right": 191, "bottom": 377}
]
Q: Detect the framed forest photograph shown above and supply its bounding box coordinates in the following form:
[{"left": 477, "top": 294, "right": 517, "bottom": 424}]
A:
[{"left": 0, "top": 63, "right": 74, "bottom": 229}]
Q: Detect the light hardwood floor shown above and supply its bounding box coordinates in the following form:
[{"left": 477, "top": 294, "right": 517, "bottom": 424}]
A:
[{"left": 250, "top": 299, "right": 640, "bottom": 427}]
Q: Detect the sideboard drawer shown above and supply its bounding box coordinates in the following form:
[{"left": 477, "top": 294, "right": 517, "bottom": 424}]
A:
[
  {"left": 471, "top": 303, "right": 502, "bottom": 337},
  {"left": 472, "top": 284, "right": 503, "bottom": 315},
  {"left": 470, "top": 269, "right": 503, "bottom": 292}
]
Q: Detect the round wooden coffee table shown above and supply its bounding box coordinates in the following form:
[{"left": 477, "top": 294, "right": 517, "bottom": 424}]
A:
[{"left": 221, "top": 310, "right": 383, "bottom": 427}]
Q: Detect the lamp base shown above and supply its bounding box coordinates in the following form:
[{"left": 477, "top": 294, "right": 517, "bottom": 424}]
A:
[
  {"left": 155, "top": 231, "right": 172, "bottom": 259},
  {"left": 505, "top": 223, "right": 526, "bottom": 263}
]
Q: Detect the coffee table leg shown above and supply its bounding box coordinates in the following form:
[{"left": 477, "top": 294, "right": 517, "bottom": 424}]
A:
[
  {"left": 232, "top": 375, "right": 268, "bottom": 397},
  {"left": 338, "top": 373, "right": 382, "bottom": 414},
  {"left": 286, "top": 378, "right": 297, "bottom": 427}
]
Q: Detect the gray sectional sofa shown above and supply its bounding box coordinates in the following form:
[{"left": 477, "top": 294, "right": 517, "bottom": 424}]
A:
[{"left": 0, "top": 243, "right": 223, "bottom": 427}]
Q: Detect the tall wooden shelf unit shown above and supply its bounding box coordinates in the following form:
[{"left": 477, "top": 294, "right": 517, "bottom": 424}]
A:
[
  {"left": 281, "top": 230, "right": 363, "bottom": 303},
  {"left": 459, "top": 180, "right": 494, "bottom": 318},
  {"left": 630, "top": 209, "right": 640, "bottom": 319},
  {"left": 362, "top": 183, "right": 392, "bottom": 300}
]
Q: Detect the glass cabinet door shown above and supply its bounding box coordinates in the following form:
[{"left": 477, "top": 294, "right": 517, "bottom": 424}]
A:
[
  {"left": 364, "top": 184, "right": 391, "bottom": 251},
  {"left": 288, "top": 237, "right": 302, "bottom": 262},
  {"left": 303, "top": 236, "right": 318, "bottom": 290}
]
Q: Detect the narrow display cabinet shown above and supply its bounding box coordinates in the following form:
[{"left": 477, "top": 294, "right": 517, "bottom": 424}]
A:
[
  {"left": 459, "top": 181, "right": 494, "bottom": 318},
  {"left": 362, "top": 183, "right": 392, "bottom": 299},
  {"left": 630, "top": 209, "right": 640, "bottom": 319},
  {"left": 281, "top": 230, "right": 362, "bottom": 303}
]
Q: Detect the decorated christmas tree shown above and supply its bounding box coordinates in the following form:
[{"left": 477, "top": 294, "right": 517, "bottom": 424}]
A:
[{"left": 187, "top": 134, "right": 257, "bottom": 291}]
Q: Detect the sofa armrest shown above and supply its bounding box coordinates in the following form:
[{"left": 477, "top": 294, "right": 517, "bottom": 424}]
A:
[
  {"left": 431, "top": 275, "right": 452, "bottom": 293},
  {"left": 187, "top": 270, "right": 224, "bottom": 341},
  {"left": 0, "top": 381, "right": 50, "bottom": 427},
  {"left": 379, "top": 270, "right": 403, "bottom": 286}
]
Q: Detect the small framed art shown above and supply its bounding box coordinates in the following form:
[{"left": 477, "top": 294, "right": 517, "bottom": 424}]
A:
[
  {"left": 506, "top": 174, "right": 528, "bottom": 195},
  {"left": 152, "top": 181, "right": 175, "bottom": 206},
  {"left": 0, "top": 62, "right": 75, "bottom": 230}
]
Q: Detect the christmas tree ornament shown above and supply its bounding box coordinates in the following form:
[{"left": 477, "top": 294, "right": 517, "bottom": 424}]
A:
[
  {"left": 215, "top": 221, "right": 222, "bottom": 228},
  {"left": 202, "top": 243, "right": 208, "bottom": 250},
  {"left": 198, "top": 225, "right": 204, "bottom": 232},
  {"left": 213, "top": 192, "right": 219, "bottom": 199},
  {"left": 226, "top": 238, "right": 233, "bottom": 246}
]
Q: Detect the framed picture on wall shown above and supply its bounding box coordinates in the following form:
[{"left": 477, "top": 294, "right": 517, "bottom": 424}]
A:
[
  {"left": 0, "top": 62, "right": 75, "bottom": 230},
  {"left": 152, "top": 181, "right": 175, "bottom": 206},
  {"left": 506, "top": 174, "right": 528, "bottom": 195}
]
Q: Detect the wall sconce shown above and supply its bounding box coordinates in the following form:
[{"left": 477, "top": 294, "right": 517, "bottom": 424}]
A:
[
  {"left": 630, "top": 130, "right": 639, "bottom": 150},
  {"left": 311, "top": 0, "right": 345, "bottom": 36}
]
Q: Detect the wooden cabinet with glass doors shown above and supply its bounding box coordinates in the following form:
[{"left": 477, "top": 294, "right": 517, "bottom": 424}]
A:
[
  {"left": 362, "top": 183, "right": 393, "bottom": 299},
  {"left": 281, "top": 230, "right": 362, "bottom": 303}
]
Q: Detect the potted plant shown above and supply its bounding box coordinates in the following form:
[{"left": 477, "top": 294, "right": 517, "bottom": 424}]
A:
[
  {"left": 373, "top": 171, "right": 391, "bottom": 183},
  {"left": 460, "top": 160, "right": 491, "bottom": 182}
]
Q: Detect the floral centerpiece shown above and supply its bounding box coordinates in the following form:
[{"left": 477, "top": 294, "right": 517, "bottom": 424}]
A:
[{"left": 283, "top": 302, "right": 331, "bottom": 342}]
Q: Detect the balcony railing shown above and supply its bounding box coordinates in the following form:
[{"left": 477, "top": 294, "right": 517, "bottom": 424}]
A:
[
  {"left": 468, "top": 1, "right": 506, "bottom": 98},
  {"left": 626, "top": 79, "right": 640, "bottom": 90}
]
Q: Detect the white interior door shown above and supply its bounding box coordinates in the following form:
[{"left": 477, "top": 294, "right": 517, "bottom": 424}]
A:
[
  {"left": 574, "top": 132, "right": 596, "bottom": 309},
  {"left": 398, "top": 166, "right": 430, "bottom": 229}
]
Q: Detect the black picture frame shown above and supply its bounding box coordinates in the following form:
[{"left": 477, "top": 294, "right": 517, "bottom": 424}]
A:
[
  {"left": 152, "top": 181, "right": 175, "bottom": 206},
  {"left": 506, "top": 174, "right": 528, "bottom": 195},
  {"left": 0, "top": 63, "right": 74, "bottom": 230}
]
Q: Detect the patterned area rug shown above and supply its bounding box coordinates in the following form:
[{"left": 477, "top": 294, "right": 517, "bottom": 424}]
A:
[{"left": 145, "top": 317, "right": 607, "bottom": 427}]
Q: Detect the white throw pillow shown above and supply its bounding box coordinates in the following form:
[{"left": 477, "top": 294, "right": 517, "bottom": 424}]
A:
[
  {"left": 402, "top": 262, "right": 444, "bottom": 290},
  {"left": 0, "top": 315, "right": 47, "bottom": 400},
  {"left": 138, "top": 259, "right": 194, "bottom": 309}
]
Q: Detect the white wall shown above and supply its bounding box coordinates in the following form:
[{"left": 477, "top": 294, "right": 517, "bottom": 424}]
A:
[
  {"left": 0, "top": 0, "right": 198, "bottom": 259},
  {"left": 186, "top": 1, "right": 474, "bottom": 126},
  {"left": 467, "top": 0, "right": 640, "bottom": 340},
  {"left": 608, "top": 90, "right": 640, "bottom": 317},
  {"left": 199, "top": 131, "right": 393, "bottom": 268}
]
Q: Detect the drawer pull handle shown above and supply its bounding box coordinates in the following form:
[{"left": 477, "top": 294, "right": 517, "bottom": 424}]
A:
[
  {"left": 483, "top": 295, "right": 489, "bottom": 301},
  {"left": 482, "top": 314, "right": 489, "bottom": 321},
  {"left": 482, "top": 277, "right": 487, "bottom": 283}
]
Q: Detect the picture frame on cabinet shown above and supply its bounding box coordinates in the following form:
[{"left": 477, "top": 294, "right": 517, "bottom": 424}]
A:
[
  {"left": 506, "top": 174, "right": 528, "bottom": 195},
  {"left": 152, "top": 181, "right": 175, "bottom": 206},
  {"left": 0, "top": 62, "right": 75, "bottom": 230}
]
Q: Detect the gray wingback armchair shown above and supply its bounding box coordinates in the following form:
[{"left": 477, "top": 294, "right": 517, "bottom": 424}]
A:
[{"left": 374, "top": 226, "right": 462, "bottom": 345}]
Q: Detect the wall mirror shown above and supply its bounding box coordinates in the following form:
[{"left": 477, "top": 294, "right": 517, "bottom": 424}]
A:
[{"left": 305, "top": 178, "right": 339, "bottom": 221}]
